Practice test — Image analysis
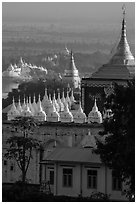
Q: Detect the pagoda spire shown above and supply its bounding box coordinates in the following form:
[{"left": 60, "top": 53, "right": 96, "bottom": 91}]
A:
[
  {"left": 121, "top": 4, "right": 126, "bottom": 38},
  {"left": 37, "top": 94, "right": 43, "bottom": 111},
  {"left": 69, "top": 50, "right": 77, "bottom": 71},
  {"left": 108, "top": 5, "right": 134, "bottom": 66}
]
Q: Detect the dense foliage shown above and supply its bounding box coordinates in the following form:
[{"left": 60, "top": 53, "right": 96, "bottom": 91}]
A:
[{"left": 95, "top": 80, "right": 135, "bottom": 200}]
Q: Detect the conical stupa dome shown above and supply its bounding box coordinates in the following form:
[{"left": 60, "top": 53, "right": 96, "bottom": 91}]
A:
[
  {"left": 52, "top": 92, "right": 60, "bottom": 112},
  {"left": 73, "top": 102, "right": 87, "bottom": 123},
  {"left": 16, "top": 96, "right": 23, "bottom": 114},
  {"left": 34, "top": 94, "right": 46, "bottom": 121},
  {"left": 88, "top": 99, "right": 102, "bottom": 124},
  {"left": 65, "top": 90, "right": 71, "bottom": 108},
  {"left": 32, "top": 94, "right": 38, "bottom": 114},
  {"left": 81, "top": 129, "right": 96, "bottom": 148},
  {"left": 57, "top": 90, "right": 64, "bottom": 112},
  {"left": 60, "top": 102, "right": 73, "bottom": 123},
  {"left": 7, "top": 97, "right": 20, "bottom": 120},
  {"left": 47, "top": 95, "right": 60, "bottom": 122},
  {"left": 70, "top": 88, "right": 76, "bottom": 104},
  {"left": 22, "top": 96, "right": 27, "bottom": 111},
  {"left": 21, "top": 98, "right": 32, "bottom": 117},
  {"left": 42, "top": 88, "right": 53, "bottom": 114},
  {"left": 28, "top": 95, "right": 35, "bottom": 116},
  {"left": 61, "top": 89, "right": 67, "bottom": 106}
]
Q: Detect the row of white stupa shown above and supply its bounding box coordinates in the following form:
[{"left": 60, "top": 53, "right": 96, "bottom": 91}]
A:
[
  {"left": 7, "top": 88, "right": 103, "bottom": 124},
  {"left": 7, "top": 57, "right": 47, "bottom": 72}
]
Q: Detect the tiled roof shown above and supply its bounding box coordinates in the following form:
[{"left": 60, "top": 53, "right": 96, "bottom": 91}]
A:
[
  {"left": 91, "top": 64, "right": 133, "bottom": 80},
  {"left": 42, "top": 147, "right": 101, "bottom": 164}
]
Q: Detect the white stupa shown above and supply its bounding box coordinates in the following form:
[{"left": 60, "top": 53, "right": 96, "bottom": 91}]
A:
[
  {"left": 47, "top": 95, "right": 60, "bottom": 122},
  {"left": 70, "top": 88, "right": 76, "bottom": 104},
  {"left": 73, "top": 102, "right": 87, "bottom": 123},
  {"left": 32, "top": 94, "right": 38, "bottom": 114},
  {"left": 21, "top": 98, "right": 32, "bottom": 117},
  {"left": 57, "top": 91, "right": 64, "bottom": 112},
  {"left": 22, "top": 96, "right": 27, "bottom": 111},
  {"left": 16, "top": 96, "right": 23, "bottom": 114},
  {"left": 52, "top": 92, "right": 60, "bottom": 112},
  {"left": 28, "top": 96, "right": 35, "bottom": 116},
  {"left": 61, "top": 89, "right": 67, "bottom": 106},
  {"left": 88, "top": 99, "right": 102, "bottom": 124},
  {"left": 34, "top": 94, "right": 46, "bottom": 122},
  {"left": 81, "top": 129, "right": 96, "bottom": 148},
  {"left": 60, "top": 102, "right": 73, "bottom": 123},
  {"left": 42, "top": 88, "right": 53, "bottom": 114},
  {"left": 65, "top": 90, "right": 71, "bottom": 109},
  {"left": 7, "top": 97, "right": 20, "bottom": 121}
]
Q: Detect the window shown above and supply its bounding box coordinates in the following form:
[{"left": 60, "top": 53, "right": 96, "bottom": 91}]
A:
[
  {"left": 49, "top": 170, "right": 54, "bottom": 185},
  {"left": 87, "top": 170, "right": 97, "bottom": 189},
  {"left": 4, "top": 160, "right": 7, "bottom": 166},
  {"left": 10, "top": 165, "right": 14, "bottom": 171},
  {"left": 112, "top": 171, "right": 122, "bottom": 191},
  {"left": 63, "top": 168, "right": 73, "bottom": 187}
]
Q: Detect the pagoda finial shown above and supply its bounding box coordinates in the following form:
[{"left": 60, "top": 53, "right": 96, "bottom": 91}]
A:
[
  {"left": 49, "top": 94, "right": 52, "bottom": 103},
  {"left": 70, "top": 50, "right": 73, "bottom": 60},
  {"left": 92, "top": 98, "right": 98, "bottom": 112},
  {"left": 45, "top": 88, "right": 47, "bottom": 96},
  {"left": 122, "top": 4, "right": 126, "bottom": 19},
  {"left": 53, "top": 91, "right": 56, "bottom": 99},
  {"left": 18, "top": 95, "right": 20, "bottom": 103},
  {"left": 29, "top": 95, "right": 31, "bottom": 102},
  {"left": 13, "top": 96, "right": 15, "bottom": 105},
  {"left": 23, "top": 95, "right": 26, "bottom": 104},
  {"left": 121, "top": 4, "right": 126, "bottom": 37},
  {"left": 38, "top": 94, "right": 41, "bottom": 101}
]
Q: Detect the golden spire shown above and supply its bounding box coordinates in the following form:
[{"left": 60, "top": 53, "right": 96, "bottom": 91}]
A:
[
  {"left": 108, "top": 4, "right": 134, "bottom": 66},
  {"left": 121, "top": 4, "right": 126, "bottom": 37}
]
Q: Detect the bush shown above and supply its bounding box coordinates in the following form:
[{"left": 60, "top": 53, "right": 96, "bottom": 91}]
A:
[
  {"left": 90, "top": 192, "right": 110, "bottom": 201},
  {"left": 3, "top": 183, "right": 111, "bottom": 202}
]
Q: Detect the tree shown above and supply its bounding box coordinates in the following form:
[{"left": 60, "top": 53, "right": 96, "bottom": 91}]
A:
[
  {"left": 5, "top": 116, "right": 41, "bottom": 183},
  {"left": 95, "top": 80, "right": 135, "bottom": 200}
]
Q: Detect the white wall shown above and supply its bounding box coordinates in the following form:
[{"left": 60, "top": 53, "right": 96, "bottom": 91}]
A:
[
  {"left": 56, "top": 163, "right": 81, "bottom": 197},
  {"left": 82, "top": 165, "right": 106, "bottom": 197},
  {"left": 45, "top": 162, "right": 127, "bottom": 201}
]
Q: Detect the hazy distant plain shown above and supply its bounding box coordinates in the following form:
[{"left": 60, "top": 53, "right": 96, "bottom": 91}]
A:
[{"left": 2, "top": 2, "right": 135, "bottom": 71}]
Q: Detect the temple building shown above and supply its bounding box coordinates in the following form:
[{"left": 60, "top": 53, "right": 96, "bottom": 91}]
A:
[
  {"left": 63, "top": 51, "right": 81, "bottom": 89},
  {"left": 81, "top": 7, "right": 135, "bottom": 115}
]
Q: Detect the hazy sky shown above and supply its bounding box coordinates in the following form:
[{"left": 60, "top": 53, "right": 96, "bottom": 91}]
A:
[{"left": 2, "top": 2, "right": 135, "bottom": 25}]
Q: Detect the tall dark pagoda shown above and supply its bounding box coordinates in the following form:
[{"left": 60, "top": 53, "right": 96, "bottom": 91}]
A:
[{"left": 81, "top": 6, "right": 135, "bottom": 115}]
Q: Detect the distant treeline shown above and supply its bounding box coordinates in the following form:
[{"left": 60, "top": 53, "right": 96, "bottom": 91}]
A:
[{"left": 2, "top": 79, "right": 80, "bottom": 110}]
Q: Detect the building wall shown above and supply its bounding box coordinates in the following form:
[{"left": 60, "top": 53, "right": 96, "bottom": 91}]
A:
[
  {"left": 2, "top": 148, "right": 40, "bottom": 184},
  {"left": 82, "top": 164, "right": 105, "bottom": 197},
  {"left": 44, "top": 162, "right": 127, "bottom": 201},
  {"left": 56, "top": 163, "right": 81, "bottom": 197}
]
